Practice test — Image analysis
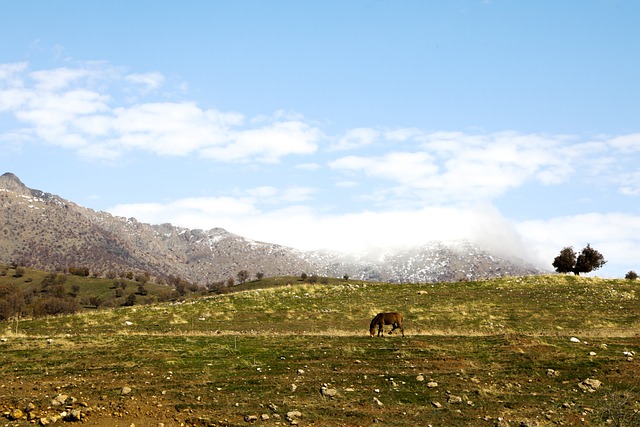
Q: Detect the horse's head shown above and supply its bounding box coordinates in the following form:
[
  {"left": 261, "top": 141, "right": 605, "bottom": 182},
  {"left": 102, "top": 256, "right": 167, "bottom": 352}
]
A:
[{"left": 369, "top": 327, "right": 376, "bottom": 337}]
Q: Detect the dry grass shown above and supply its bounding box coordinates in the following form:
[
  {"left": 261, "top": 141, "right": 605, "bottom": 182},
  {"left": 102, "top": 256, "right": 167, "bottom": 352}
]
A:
[{"left": 0, "top": 274, "right": 638, "bottom": 426}]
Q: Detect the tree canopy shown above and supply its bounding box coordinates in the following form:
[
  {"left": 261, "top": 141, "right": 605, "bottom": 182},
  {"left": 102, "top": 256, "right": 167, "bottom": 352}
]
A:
[{"left": 552, "top": 244, "right": 606, "bottom": 276}]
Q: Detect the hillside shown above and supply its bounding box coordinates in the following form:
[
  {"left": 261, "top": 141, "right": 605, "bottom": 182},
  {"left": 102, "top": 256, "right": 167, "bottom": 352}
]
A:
[
  {"left": 0, "top": 172, "right": 546, "bottom": 285},
  {"left": 0, "top": 274, "right": 638, "bottom": 426}
]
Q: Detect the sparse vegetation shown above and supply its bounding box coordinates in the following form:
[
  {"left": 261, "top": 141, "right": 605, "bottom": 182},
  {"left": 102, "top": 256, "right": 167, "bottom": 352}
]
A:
[{"left": 0, "top": 270, "right": 638, "bottom": 426}]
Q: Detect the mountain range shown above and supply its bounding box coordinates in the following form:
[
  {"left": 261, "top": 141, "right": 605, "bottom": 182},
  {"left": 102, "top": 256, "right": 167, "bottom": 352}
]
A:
[{"left": 0, "top": 172, "right": 546, "bottom": 285}]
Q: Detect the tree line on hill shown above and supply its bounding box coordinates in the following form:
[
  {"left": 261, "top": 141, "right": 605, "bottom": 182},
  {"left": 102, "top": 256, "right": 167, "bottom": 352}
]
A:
[{"left": 0, "top": 263, "right": 275, "bottom": 321}]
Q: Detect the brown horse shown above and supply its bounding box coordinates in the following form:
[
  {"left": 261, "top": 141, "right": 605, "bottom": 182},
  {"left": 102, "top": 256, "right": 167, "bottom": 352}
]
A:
[{"left": 369, "top": 312, "right": 404, "bottom": 337}]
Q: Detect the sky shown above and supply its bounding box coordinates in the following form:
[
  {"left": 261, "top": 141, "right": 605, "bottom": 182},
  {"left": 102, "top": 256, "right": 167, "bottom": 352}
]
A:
[{"left": 1, "top": 1, "right": 639, "bottom": 278}]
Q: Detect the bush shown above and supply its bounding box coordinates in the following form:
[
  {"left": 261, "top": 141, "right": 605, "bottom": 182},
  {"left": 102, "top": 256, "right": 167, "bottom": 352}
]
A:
[
  {"left": 32, "top": 297, "right": 79, "bottom": 317},
  {"left": 0, "top": 284, "right": 25, "bottom": 320},
  {"left": 625, "top": 271, "right": 638, "bottom": 281}
]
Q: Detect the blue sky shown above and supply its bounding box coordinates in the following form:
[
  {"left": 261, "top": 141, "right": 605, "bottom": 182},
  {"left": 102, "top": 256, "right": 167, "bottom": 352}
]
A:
[{"left": 1, "top": 1, "right": 639, "bottom": 278}]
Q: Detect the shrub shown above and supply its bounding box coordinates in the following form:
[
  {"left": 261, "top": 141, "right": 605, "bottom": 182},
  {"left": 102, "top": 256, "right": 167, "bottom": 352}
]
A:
[
  {"left": 32, "top": 297, "right": 79, "bottom": 317},
  {"left": 0, "top": 284, "right": 25, "bottom": 320},
  {"left": 625, "top": 271, "right": 638, "bottom": 281}
]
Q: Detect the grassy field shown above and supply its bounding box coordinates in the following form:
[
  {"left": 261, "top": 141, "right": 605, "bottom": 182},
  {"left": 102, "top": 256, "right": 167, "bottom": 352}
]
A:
[{"left": 1, "top": 274, "right": 639, "bottom": 426}]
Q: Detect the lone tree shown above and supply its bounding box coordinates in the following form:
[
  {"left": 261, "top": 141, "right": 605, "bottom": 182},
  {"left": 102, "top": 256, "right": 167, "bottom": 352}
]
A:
[
  {"left": 552, "top": 244, "right": 606, "bottom": 275},
  {"left": 625, "top": 271, "right": 638, "bottom": 280}
]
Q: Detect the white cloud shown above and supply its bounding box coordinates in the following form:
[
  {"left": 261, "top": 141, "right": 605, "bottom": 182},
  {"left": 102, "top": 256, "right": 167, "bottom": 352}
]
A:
[
  {"left": 0, "top": 61, "right": 320, "bottom": 163},
  {"left": 609, "top": 133, "right": 640, "bottom": 152},
  {"left": 200, "top": 120, "right": 320, "bottom": 163},
  {"left": 328, "top": 131, "right": 613, "bottom": 204},
  {"left": 125, "top": 72, "right": 165, "bottom": 92},
  {"left": 330, "top": 127, "right": 379, "bottom": 151},
  {"left": 329, "top": 151, "right": 438, "bottom": 186}
]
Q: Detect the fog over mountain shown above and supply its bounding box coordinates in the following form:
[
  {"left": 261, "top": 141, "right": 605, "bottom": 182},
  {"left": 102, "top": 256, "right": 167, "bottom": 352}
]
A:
[{"left": 0, "top": 172, "right": 546, "bottom": 284}]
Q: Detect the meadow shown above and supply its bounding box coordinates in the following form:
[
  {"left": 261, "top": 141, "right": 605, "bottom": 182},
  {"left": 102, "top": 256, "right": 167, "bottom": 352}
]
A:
[{"left": 1, "top": 272, "right": 638, "bottom": 426}]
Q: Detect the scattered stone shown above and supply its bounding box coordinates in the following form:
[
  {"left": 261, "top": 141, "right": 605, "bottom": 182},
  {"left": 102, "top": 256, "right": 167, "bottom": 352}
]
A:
[
  {"left": 579, "top": 378, "right": 602, "bottom": 392},
  {"left": 261, "top": 413, "right": 270, "bottom": 421},
  {"left": 589, "top": 351, "right": 597, "bottom": 356},
  {"left": 373, "top": 397, "right": 384, "bottom": 407},
  {"left": 286, "top": 410, "right": 302, "bottom": 423},
  {"left": 321, "top": 386, "right": 338, "bottom": 398},
  {"left": 9, "top": 408, "right": 23, "bottom": 420},
  {"left": 546, "top": 369, "right": 559, "bottom": 377},
  {"left": 416, "top": 374, "right": 425, "bottom": 382},
  {"left": 65, "top": 409, "right": 82, "bottom": 421},
  {"left": 447, "top": 395, "right": 463, "bottom": 404},
  {"left": 51, "top": 394, "right": 69, "bottom": 406},
  {"left": 121, "top": 386, "right": 132, "bottom": 395},
  {"left": 297, "top": 369, "right": 305, "bottom": 375},
  {"left": 426, "top": 381, "right": 438, "bottom": 388},
  {"left": 268, "top": 403, "right": 278, "bottom": 412},
  {"left": 570, "top": 337, "right": 581, "bottom": 343},
  {"left": 290, "top": 383, "right": 297, "bottom": 392},
  {"left": 431, "top": 401, "right": 442, "bottom": 408},
  {"left": 244, "top": 414, "right": 258, "bottom": 422}
]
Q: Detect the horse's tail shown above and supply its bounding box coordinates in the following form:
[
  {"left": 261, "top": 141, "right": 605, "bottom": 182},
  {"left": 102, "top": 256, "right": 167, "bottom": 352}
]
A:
[{"left": 396, "top": 312, "right": 403, "bottom": 326}]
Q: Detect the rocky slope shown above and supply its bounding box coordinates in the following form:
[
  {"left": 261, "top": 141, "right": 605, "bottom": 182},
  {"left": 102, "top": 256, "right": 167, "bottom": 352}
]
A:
[{"left": 0, "top": 172, "right": 546, "bottom": 284}]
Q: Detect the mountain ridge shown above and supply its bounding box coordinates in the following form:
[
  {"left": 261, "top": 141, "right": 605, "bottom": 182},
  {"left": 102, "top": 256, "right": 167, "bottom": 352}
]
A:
[{"left": 0, "top": 172, "right": 546, "bottom": 284}]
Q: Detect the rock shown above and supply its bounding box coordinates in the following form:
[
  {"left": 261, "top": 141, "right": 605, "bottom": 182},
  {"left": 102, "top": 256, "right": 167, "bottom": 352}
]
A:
[
  {"left": 297, "top": 369, "right": 305, "bottom": 375},
  {"left": 261, "top": 414, "right": 270, "bottom": 421},
  {"left": 426, "top": 381, "right": 438, "bottom": 388},
  {"left": 416, "top": 374, "right": 425, "bottom": 381},
  {"left": 546, "top": 369, "right": 559, "bottom": 377},
  {"left": 373, "top": 397, "right": 384, "bottom": 407},
  {"left": 570, "top": 337, "right": 581, "bottom": 343},
  {"left": 290, "top": 383, "right": 297, "bottom": 392},
  {"left": 51, "top": 394, "right": 69, "bottom": 406},
  {"left": 9, "top": 408, "right": 23, "bottom": 420},
  {"left": 321, "top": 387, "right": 338, "bottom": 398},
  {"left": 65, "top": 409, "right": 82, "bottom": 421},
  {"left": 121, "top": 386, "right": 132, "bottom": 395},
  {"left": 448, "top": 395, "right": 463, "bottom": 404},
  {"left": 244, "top": 415, "right": 258, "bottom": 422},
  {"left": 431, "top": 401, "right": 442, "bottom": 408},
  {"left": 286, "top": 411, "right": 302, "bottom": 422},
  {"left": 589, "top": 351, "right": 597, "bottom": 356},
  {"left": 579, "top": 378, "right": 602, "bottom": 392}
]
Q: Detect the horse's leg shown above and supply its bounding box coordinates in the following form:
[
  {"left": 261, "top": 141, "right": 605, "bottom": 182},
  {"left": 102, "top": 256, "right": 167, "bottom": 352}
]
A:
[{"left": 378, "top": 323, "right": 383, "bottom": 337}]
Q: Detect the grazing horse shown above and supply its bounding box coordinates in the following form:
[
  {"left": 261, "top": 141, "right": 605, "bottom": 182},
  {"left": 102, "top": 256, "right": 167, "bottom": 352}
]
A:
[{"left": 369, "top": 312, "right": 404, "bottom": 337}]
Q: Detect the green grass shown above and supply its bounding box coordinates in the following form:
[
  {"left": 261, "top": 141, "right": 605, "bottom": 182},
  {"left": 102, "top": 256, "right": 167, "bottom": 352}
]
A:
[{"left": 0, "top": 273, "right": 639, "bottom": 426}]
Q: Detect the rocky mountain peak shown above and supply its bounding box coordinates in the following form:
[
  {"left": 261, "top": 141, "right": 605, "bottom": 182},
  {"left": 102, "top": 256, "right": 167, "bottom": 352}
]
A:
[{"left": 0, "top": 172, "right": 31, "bottom": 196}]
